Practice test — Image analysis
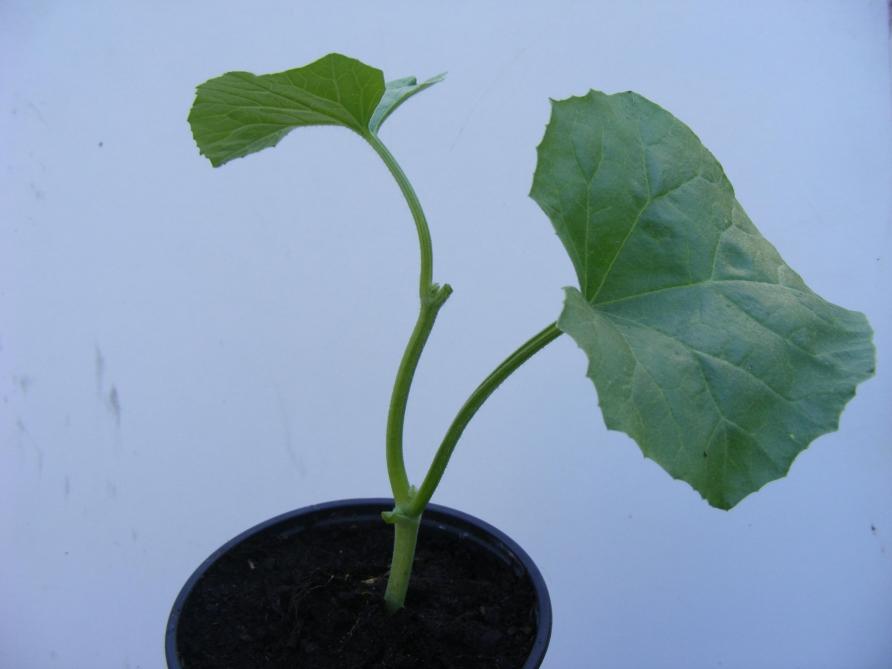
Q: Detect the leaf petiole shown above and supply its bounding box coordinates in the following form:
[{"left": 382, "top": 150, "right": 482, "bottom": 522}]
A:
[{"left": 408, "top": 322, "right": 562, "bottom": 516}]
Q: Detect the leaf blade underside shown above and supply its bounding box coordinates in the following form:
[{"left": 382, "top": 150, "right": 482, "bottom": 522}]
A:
[
  {"left": 531, "top": 91, "right": 875, "bottom": 509},
  {"left": 369, "top": 73, "right": 447, "bottom": 134}
]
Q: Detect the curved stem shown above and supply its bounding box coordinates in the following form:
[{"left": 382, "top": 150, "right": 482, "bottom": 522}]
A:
[
  {"left": 364, "top": 132, "right": 434, "bottom": 298},
  {"left": 385, "top": 283, "right": 451, "bottom": 504},
  {"left": 364, "top": 131, "right": 446, "bottom": 505},
  {"left": 408, "top": 322, "right": 563, "bottom": 516},
  {"left": 362, "top": 131, "right": 561, "bottom": 612}
]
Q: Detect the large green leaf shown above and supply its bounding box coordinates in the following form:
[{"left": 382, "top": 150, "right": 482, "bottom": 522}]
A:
[
  {"left": 188, "top": 53, "right": 443, "bottom": 167},
  {"left": 531, "top": 91, "right": 874, "bottom": 509}
]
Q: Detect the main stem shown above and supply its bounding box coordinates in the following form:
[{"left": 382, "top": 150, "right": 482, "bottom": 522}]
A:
[
  {"left": 364, "top": 132, "right": 434, "bottom": 298},
  {"left": 382, "top": 322, "right": 561, "bottom": 611},
  {"left": 365, "top": 130, "right": 562, "bottom": 614},
  {"left": 364, "top": 132, "right": 448, "bottom": 509},
  {"left": 364, "top": 131, "right": 448, "bottom": 613}
]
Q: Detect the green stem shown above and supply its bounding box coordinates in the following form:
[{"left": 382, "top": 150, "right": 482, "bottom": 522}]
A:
[
  {"left": 382, "top": 509, "right": 421, "bottom": 614},
  {"left": 385, "top": 284, "right": 451, "bottom": 504},
  {"left": 364, "top": 132, "right": 434, "bottom": 298},
  {"left": 380, "top": 322, "right": 561, "bottom": 611},
  {"left": 364, "top": 131, "right": 447, "bottom": 504},
  {"left": 363, "top": 130, "right": 561, "bottom": 613},
  {"left": 408, "top": 322, "right": 562, "bottom": 516}
]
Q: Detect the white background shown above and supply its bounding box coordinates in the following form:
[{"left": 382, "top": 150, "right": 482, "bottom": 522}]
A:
[{"left": 2, "top": 1, "right": 891, "bottom": 667}]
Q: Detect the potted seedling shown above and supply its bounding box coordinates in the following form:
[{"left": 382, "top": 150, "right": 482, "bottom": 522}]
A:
[{"left": 166, "top": 53, "right": 875, "bottom": 668}]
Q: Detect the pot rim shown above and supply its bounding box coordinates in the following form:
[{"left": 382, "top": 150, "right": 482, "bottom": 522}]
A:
[{"left": 166, "top": 497, "right": 552, "bottom": 669}]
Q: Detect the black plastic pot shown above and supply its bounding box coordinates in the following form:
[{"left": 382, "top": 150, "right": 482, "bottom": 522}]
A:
[{"left": 166, "top": 498, "right": 552, "bottom": 668}]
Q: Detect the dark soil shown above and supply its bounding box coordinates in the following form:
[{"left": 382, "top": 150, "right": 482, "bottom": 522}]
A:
[{"left": 175, "top": 516, "right": 538, "bottom": 668}]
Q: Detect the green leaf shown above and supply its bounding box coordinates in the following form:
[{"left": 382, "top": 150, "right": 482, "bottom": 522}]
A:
[
  {"left": 369, "top": 73, "right": 446, "bottom": 134},
  {"left": 531, "top": 91, "right": 875, "bottom": 509},
  {"left": 188, "top": 54, "right": 444, "bottom": 167},
  {"left": 188, "top": 53, "right": 385, "bottom": 166}
]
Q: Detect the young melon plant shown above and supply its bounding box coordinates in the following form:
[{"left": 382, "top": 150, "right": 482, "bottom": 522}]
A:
[{"left": 188, "top": 53, "right": 875, "bottom": 612}]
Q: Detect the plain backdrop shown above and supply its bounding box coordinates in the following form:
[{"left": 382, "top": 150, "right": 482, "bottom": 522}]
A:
[{"left": 2, "top": 1, "right": 891, "bottom": 667}]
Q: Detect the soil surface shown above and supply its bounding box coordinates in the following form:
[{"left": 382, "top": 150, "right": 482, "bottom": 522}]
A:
[{"left": 175, "top": 516, "right": 538, "bottom": 668}]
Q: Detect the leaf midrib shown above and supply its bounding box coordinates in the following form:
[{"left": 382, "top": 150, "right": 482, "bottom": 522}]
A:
[
  {"left": 588, "top": 117, "right": 651, "bottom": 302},
  {"left": 594, "top": 277, "right": 809, "bottom": 307}
]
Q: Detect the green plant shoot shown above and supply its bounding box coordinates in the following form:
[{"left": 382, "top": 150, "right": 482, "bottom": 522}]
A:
[{"left": 188, "top": 53, "right": 875, "bottom": 613}]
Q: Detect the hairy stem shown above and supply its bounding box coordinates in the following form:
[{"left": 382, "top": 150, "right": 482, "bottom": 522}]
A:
[{"left": 408, "top": 322, "right": 563, "bottom": 516}]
